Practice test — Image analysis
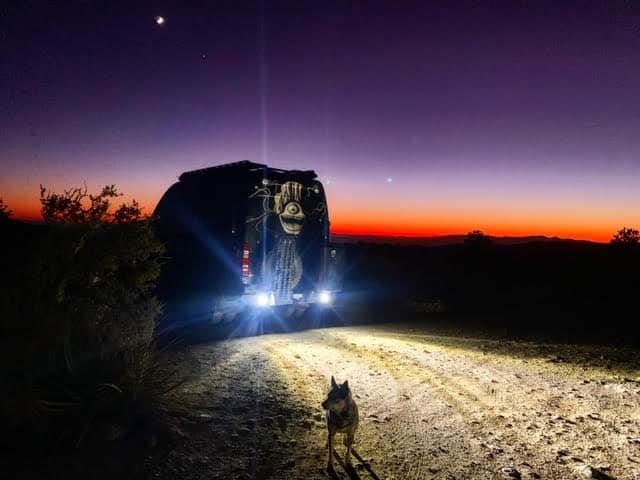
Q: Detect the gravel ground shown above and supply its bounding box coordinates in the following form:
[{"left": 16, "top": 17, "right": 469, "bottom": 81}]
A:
[{"left": 147, "top": 323, "right": 640, "bottom": 480}]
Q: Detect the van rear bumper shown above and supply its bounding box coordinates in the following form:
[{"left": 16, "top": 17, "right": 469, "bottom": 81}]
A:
[{"left": 213, "top": 290, "right": 334, "bottom": 321}]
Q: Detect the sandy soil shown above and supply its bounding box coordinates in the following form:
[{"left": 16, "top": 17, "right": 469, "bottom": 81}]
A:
[{"left": 148, "top": 324, "right": 640, "bottom": 480}]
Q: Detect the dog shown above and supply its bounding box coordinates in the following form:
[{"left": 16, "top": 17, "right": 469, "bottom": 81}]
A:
[{"left": 321, "top": 376, "right": 359, "bottom": 471}]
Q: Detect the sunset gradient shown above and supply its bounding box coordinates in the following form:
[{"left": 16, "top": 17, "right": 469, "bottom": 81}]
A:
[{"left": 2, "top": 1, "right": 639, "bottom": 243}]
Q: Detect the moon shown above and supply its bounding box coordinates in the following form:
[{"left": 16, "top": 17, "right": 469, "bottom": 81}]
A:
[{"left": 155, "top": 16, "right": 165, "bottom": 25}]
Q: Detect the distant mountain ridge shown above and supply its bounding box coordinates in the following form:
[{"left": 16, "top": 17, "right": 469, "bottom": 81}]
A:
[{"left": 330, "top": 233, "right": 599, "bottom": 246}]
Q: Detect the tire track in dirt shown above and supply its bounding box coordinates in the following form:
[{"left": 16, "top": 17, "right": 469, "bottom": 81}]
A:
[
  {"left": 384, "top": 330, "right": 640, "bottom": 480},
  {"left": 260, "top": 334, "right": 413, "bottom": 479},
  {"left": 258, "top": 331, "right": 498, "bottom": 479},
  {"left": 318, "top": 331, "right": 510, "bottom": 479},
  {"left": 155, "top": 326, "right": 640, "bottom": 480},
  {"left": 324, "top": 330, "right": 585, "bottom": 479},
  {"left": 326, "top": 328, "right": 640, "bottom": 480}
]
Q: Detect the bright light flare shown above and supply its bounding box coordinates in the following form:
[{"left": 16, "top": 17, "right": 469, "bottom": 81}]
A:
[
  {"left": 256, "top": 292, "right": 270, "bottom": 307},
  {"left": 318, "top": 290, "right": 332, "bottom": 305}
]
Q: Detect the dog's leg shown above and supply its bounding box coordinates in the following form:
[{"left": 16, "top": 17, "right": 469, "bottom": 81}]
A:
[
  {"left": 327, "top": 431, "right": 335, "bottom": 471},
  {"left": 345, "top": 432, "right": 354, "bottom": 465}
]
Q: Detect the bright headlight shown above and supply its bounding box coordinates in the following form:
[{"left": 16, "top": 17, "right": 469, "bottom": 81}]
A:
[
  {"left": 318, "top": 290, "right": 332, "bottom": 304},
  {"left": 256, "top": 292, "right": 270, "bottom": 307}
]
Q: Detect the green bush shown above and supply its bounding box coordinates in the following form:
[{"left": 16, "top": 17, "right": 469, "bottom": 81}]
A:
[{"left": 0, "top": 186, "right": 169, "bottom": 454}]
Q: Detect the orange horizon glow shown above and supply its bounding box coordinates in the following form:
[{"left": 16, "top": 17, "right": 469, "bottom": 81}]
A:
[
  {"left": 329, "top": 218, "right": 615, "bottom": 243},
  {"left": 6, "top": 196, "right": 617, "bottom": 244},
  {"left": 330, "top": 225, "right": 612, "bottom": 243}
]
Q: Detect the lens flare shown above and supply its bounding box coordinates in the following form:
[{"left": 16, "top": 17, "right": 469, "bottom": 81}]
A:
[
  {"left": 319, "top": 290, "right": 332, "bottom": 304},
  {"left": 256, "top": 292, "right": 270, "bottom": 307}
]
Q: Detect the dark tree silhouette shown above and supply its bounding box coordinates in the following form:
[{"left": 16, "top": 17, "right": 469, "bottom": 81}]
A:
[
  {"left": 40, "top": 184, "right": 141, "bottom": 224},
  {"left": 611, "top": 227, "right": 639, "bottom": 247},
  {"left": 0, "top": 197, "right": 11, "bottom": 220},
  {"left": 464, "top": 229, "right": 493, "bottom": 247}
]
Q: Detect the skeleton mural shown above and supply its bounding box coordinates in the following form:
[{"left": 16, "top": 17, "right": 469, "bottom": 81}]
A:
[
  {"left": 275, "top": 181, "right": 305, "bottom": 235},
  {"left": 247, "top": 179, "right": 324, "bottom": 301},
  {"left": 268, "top": 181, "right": 304, "bottom": 300}
]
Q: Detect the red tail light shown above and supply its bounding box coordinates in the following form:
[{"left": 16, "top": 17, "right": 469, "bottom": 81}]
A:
[{"left": 241, "top": 242, "right": 251, "bottom": 283}]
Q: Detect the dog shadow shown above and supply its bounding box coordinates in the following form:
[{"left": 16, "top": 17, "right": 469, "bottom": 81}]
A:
[{"left": 322, "top": 448, "right": 363, "bottom": 480}]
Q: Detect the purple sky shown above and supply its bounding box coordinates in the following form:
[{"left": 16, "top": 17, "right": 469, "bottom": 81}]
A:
[{"left": 2, "top": 1, "right": 639, "bottom": 240}]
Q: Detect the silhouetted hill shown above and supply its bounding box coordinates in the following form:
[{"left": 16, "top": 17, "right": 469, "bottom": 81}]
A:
[{"left": 331, "top": 233, "right": 599, "bottom": 247}]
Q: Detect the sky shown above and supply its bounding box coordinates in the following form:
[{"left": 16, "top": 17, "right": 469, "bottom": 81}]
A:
[{"left": 2, "top": 0, "right": 639, "bottom": 242}]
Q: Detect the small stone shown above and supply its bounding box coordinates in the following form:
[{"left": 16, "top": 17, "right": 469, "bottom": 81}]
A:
[
  {"left": 500, "top": 467, "right": 521, "bottom": 479},
  {"left": 574, "top": 465, "right": 614, "bottom": 479}
]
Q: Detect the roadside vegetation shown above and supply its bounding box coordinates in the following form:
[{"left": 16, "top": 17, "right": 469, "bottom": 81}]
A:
[
  {"left": 0, "top": 186, "right": 177, "bottom": 477},
  {"left": 340, "top": 227, "right": 640, "bottom": 345},
  {"left": 2, "top": 187, "right": 638, "bottom": 478}
]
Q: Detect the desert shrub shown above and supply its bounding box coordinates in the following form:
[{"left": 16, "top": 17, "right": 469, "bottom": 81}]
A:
[
  {"left": 611, "top": 227, "right": 639, "bottom": 247},
  {"left": 0, "top": 186, "right": 169, "bottom": 457},
  {"left": 464, "top": 230, "right": 493, "bottom": 249},
  {"left": 0, "top": 197, "right": 12, "bottom": 219}
]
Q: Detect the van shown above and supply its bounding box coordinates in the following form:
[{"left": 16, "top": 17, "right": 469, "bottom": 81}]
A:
[{"left": 154, "top": 161, "right": 341, "bottom": 331}]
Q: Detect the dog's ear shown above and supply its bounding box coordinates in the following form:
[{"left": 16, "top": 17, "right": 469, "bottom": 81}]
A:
[
  {"left": 331, "top": 376, "right": 337, "bottom": 388},
  {"left": 343, "top": 380, "right": 349, "bottom": 390}
]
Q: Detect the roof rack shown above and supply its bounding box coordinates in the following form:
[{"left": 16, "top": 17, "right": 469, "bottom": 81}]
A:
[
  {"left": 179, "top": 160, "right": 317, "bottom": 183},
  {"left": 179, "top": 160, "right": 265, "bottom": 181}
]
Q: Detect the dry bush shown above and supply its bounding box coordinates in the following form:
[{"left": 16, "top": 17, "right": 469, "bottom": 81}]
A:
[{"left": 0, "top": 186, "right": 176, "bottom": 462}]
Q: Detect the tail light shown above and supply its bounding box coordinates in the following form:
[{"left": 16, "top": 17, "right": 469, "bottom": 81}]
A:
[{"left": 241, "top": 242, "right": 251, "bottom": 284}]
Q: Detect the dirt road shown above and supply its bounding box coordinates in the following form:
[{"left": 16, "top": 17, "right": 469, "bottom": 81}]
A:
[{"left": 149, "top": 324, "right": 640, "bottom": 480}]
